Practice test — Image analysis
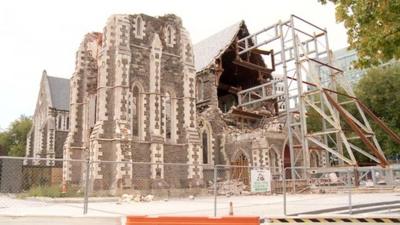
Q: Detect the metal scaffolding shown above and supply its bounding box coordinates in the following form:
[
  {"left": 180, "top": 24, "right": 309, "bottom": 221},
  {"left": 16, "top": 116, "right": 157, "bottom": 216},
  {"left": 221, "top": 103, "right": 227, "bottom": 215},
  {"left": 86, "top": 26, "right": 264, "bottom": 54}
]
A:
[{"left": 236, "top": 15, "right": 400, "bottom": 177}]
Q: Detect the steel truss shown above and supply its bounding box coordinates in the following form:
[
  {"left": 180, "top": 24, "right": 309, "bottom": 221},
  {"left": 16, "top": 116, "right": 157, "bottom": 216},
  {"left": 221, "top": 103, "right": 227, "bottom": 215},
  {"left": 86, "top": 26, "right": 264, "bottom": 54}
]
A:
[{"left": 236, "top": 15, "right": 400, "bottom": 177}]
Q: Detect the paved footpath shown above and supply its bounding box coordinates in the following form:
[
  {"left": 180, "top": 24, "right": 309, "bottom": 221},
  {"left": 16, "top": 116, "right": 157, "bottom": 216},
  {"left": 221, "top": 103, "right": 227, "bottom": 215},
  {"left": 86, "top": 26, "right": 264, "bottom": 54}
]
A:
[{"left": 0, "top": 192, "right": 399, "bottom": 217}]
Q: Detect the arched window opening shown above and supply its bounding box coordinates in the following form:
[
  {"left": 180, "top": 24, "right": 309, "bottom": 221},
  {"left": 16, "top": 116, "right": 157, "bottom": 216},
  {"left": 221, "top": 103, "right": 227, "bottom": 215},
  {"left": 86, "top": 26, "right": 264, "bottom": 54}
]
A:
[
  {"left": 167, "top": 26, "right": 173, "bottom": 45},
  {"left": 310, "top": 151, "right": 320, "bottom": 167},
  {"left": 132, "top": 86, "right": 140, "bottom": 136},
  {"left": 58, "top": 116, "right": 62, "bottom": 130},
  {"left": 66, "top": 116, "right": 70, "bottom": 130},
  {"left": 136, "top": 16, "right": 143, "bottom": 37},
  {"left": 231, "top": 152, "right": 250, "bottom": 185},
  {"left": 202, "top": 130, "right": 208, "bottom": 164},
  {"left": 165, "top": 92, "right": 172, "bottom": 139},
  {"left": 196, "top": 79, "right": 204, "bottom": 101}
]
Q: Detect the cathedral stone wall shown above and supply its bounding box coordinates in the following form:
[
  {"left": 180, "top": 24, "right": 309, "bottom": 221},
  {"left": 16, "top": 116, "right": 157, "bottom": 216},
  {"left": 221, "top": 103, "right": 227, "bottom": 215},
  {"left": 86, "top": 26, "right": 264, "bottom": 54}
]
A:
[{"left": 63, "top": 14, "right": 202, "bottom": 191}]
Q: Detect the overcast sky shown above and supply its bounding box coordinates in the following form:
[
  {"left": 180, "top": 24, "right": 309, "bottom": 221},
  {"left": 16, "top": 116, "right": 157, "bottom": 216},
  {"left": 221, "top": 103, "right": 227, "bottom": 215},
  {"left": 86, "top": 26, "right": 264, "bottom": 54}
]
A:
[{"left": 0, "top": 0, "right": 348, "bottom": 129}]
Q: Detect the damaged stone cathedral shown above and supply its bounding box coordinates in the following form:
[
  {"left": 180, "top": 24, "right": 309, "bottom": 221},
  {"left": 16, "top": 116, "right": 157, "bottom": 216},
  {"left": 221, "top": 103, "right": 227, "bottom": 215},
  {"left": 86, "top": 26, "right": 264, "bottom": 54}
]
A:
[{"left": 27, "top": 13, "right": 323, "bottom": 190}]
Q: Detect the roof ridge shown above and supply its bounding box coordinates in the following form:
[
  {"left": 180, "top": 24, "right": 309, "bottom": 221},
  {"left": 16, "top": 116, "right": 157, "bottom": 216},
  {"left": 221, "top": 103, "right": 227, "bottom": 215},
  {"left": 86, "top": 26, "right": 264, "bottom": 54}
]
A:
[
  {"left": 194, "top": 20, "right": 243, "bottom": 46},
  {"left": 193, "top": 20, "right": 244, "bottom": 72},
  {"left": 47, "top": 75, "right": 70, "bottom": 80}
]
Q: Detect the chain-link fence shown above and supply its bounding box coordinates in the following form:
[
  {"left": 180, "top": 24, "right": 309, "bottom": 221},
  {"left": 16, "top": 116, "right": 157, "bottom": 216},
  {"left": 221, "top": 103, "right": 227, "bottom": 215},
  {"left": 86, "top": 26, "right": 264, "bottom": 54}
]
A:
[
  {"left": 0, "top": 156, "right": 398, "bottom": 217},
  {"left": 282, "top": 166, "right": 400, "bottom": 216},
  {"left": 213, "top": 165, "right": 281, "bottom": 217},
  {"left": 0, "top": 156, "right": 87, "bottom": 214}
]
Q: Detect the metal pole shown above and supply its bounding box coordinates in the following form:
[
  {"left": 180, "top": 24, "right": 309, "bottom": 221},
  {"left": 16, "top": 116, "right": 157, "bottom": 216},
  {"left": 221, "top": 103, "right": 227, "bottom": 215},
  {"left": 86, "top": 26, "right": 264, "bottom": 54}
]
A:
[
  {"left": 213, "top": 165, "right": 218, "bottom": 217},
  {"left": 290, "top": 15, "right": 309, "bottom": 175},
  {"left": 83, "top": 159, "right": 90, "bottom": 214},
  {"left": 279, "top": 20, "right": 296, "bottom": 181},
  {"left": 387, "top": 166, "right": 394, "bottom": 186},
  {"left": 347, "top": 168, "right": 352, "bottom": 214},
  {"left": 283, "top": 167, "right": 287, "bottom": 216},
  {"left": 371, "top": 167, "right": 376, "bottom": 186}
]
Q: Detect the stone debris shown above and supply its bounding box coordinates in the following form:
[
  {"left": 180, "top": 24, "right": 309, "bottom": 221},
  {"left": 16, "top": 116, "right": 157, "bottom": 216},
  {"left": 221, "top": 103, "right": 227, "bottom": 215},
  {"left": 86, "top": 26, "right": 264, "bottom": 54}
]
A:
[
  {"left": 216, "top": 180, "right": 248, "bottom": 196},
  {"left": 117, "top": 193, "right": 154, "bottom": 203},
  {"left": 133, "top": 194, "right": 142, "bottom": 202},
  {"left": 365, "top": 180, "right": 374, "bottom": 187},
  {"left": 121, "top": 194, "right": 133, "bottom": 202},
  {"left": 143, "top": 194, "right": 154, "bottom": 202}
]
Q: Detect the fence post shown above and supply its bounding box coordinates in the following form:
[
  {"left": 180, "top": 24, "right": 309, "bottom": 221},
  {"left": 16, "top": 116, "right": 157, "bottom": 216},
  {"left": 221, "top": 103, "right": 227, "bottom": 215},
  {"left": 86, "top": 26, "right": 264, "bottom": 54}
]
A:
[
  {"left": 347, "top": 168, "right": 352, "bottom": 214},
  {"left": 83, "top": 158, "right": 91, "bottom": 214},
  {"left": 213, "top": 165, "right": 218, "bottom": 217},
  {"left": 387, "top": 166, "right": 394, "bottom": 186},
  {"left": 292, "top": 168, "right": 296, "bottom": 193},
  {"left": 371, "top": 167, "right": 377, "bottom": 185},
  {"left": 283, "top": 167, "right": 287, "bottom": 216},
  {"left": 214, "top": 165, "right": 218, "bottom": 217}
]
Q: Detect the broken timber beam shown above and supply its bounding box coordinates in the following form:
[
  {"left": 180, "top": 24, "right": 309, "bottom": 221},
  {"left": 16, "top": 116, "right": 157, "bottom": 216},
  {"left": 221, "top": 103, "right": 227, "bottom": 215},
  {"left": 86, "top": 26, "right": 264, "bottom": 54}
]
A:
[
  {"left": 233, "top": 59, "right": 273, "bottom": 74},
  {"left": 324, "top": 90, "right": 388, "bottom": 167}
]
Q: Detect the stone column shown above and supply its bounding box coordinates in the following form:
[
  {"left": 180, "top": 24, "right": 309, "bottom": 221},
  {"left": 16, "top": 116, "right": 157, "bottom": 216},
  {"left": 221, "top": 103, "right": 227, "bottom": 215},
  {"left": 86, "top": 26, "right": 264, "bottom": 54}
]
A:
[
  {"left": 92, "top": 15, "right": 133, "bottom": 190},
  {"left": 180, "top": 28, "right": 202, "bottom": 181},
  {"left": 149, "top": 33, "right": 164, "bottom": 179}
]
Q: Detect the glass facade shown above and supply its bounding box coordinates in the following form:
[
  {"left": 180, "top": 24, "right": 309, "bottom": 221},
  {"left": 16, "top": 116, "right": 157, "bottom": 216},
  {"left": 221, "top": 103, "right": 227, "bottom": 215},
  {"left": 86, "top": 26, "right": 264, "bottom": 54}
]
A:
[{"left": 332, "top": 48, "right": 365, "bottom": 86}]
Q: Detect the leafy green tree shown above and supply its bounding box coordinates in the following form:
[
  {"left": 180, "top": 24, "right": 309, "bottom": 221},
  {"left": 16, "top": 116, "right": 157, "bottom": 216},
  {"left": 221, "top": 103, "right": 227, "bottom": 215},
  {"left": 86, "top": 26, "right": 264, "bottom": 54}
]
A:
[
  {"left": 355, "top": 64, "right": 400, "bottom": 158},
  {"left": 0, "top": 115, "right": 32, "bottom": 156},
  {"left": 320, "top": 0, "right": 400, "bottom": 68}
]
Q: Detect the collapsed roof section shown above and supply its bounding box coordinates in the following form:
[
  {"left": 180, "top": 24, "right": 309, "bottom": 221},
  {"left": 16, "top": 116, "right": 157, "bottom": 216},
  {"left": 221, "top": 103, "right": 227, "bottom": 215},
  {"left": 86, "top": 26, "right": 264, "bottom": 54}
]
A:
[
  {"left": 194, "top": 21, "right": 243, "bottom": 73},
  {"left": 194, "top": 21, "right": 277, "bottom": 123}
]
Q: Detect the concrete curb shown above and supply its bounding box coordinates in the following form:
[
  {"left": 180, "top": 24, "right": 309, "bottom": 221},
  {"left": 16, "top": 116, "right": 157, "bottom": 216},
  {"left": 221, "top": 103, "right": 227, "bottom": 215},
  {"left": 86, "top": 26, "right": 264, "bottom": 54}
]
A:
[
  {"left": 23, "top": 197, "right": 119, "bottom": 203},
  {"left": 0, "top": 215, "right": 122, "bottom": 225}
]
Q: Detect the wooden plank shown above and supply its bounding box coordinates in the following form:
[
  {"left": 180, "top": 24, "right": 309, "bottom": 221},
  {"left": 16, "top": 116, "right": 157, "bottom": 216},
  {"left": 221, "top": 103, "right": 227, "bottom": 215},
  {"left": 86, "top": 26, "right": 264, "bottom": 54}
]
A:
[{"left": 232, "top": 59, "right": 273, "bottom": 73}]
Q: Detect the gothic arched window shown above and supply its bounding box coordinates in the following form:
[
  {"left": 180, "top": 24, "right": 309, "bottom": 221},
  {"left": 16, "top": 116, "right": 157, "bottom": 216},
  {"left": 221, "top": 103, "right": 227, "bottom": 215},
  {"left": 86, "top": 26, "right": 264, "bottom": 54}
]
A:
[
  {"left": 167, "top": 26, "right": 172, "bottom": 44},
  {"left": 165, "top": 92, "right": 172, "bottom": 139},
  {"left": 132, "top": 86, "right": 140, "bottom": 137},
  {"left": 136, "top": 16, "right": 143, "bottom": 37},
  {"left": 134, "top": 16, "right": 145, "bottom": 39},
  {"left": 202, "top": 130, "right": 208, "bottom": 164},
  {"left": 164, "top": 25, "right": 176, "bottom": 47},
  {"left": 58, "top": 116, "right": 62, "bottom": 130},
  {"left": 196, "top": 78, "right": 204, "bottom": 101},
  {"left": 310, "top": 151, "right": 320, "bottom": 167}
]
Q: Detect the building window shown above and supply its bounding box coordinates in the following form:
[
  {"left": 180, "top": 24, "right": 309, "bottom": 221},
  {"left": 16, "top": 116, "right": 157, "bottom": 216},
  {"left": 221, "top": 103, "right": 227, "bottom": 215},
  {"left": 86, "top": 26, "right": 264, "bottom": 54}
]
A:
[
  {"left": 136, "top": 16, "right": 142, "bottom": 36},
  {"left": 165, "top": 92, "right": 172, "bottom": 139},
  {"left": 134, "top": 16, "right": 145, "bottom": 39},
  {"left": 202, "top": 130, "right": 208, "bottom": 164},
  {"left": 66, "top": 116, "right": 69, "bottom": 130},
  {"left": 58, "top": 116, "right": 62, "bottom": 130},
  {"left": 197, "top": 79, "right": 204, "bottom": 101},
  {"left": 310, "top": 151, "right": 320, "bottom": 167},
  {"left": 132, "top": 86, "right": 140, "bottom": 136},
  {"left": 164, "top": 25, "right": 176, "bottom": 47},
  {"left": 166, "top": 26, "right": 172, "bottom": 44}
]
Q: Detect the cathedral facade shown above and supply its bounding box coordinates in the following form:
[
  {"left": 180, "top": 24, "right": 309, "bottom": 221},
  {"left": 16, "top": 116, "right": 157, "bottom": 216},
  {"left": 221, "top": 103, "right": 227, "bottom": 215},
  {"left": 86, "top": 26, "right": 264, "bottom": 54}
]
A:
[
  {"left": 63, "top": 14, "right": 202, "bottom": 190},
  {"left": 26, "top": 13, "right": 325, "bottom": 192}
]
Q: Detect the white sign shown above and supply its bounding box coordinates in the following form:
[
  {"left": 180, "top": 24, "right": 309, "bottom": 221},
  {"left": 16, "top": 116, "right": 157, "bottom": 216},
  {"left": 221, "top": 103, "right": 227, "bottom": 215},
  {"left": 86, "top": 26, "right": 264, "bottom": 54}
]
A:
[{"left": 250, "top": 169, "right": 271, "bottom": 192}]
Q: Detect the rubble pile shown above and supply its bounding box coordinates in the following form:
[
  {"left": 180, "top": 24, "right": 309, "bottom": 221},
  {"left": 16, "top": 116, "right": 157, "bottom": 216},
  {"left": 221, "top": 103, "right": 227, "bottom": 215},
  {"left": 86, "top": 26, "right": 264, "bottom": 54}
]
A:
[
  {"left": 117, "top": 193, "right": 154, "bottom": 204},
  {"left": 216, "top": 179, "right": 249, "bottom": 196}
]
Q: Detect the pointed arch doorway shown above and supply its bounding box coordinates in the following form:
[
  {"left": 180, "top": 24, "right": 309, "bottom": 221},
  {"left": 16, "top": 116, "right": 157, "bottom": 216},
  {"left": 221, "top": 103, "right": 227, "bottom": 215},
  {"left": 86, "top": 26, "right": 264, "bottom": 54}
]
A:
[
  {"left": 231, "top": 152, "right": 250, "bottom": 185},
  {"left": 283, "top": 144, "right": 292, "bottom": 179}
]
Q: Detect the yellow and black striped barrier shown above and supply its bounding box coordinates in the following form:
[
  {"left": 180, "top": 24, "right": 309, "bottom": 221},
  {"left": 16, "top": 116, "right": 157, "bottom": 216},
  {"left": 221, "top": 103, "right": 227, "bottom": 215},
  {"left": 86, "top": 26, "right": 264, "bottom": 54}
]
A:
[{"left": 261, "top": 217, "right": 400, "bottom": 224}]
